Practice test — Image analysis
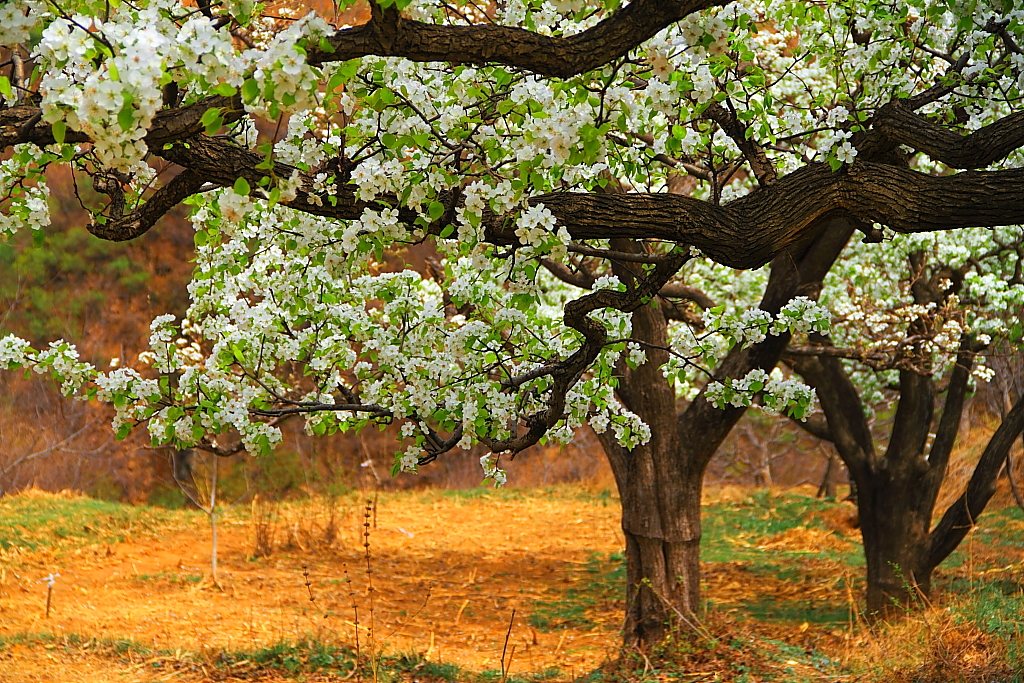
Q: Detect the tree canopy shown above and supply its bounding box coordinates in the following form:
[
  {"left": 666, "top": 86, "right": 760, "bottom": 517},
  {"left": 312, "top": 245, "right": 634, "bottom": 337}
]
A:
[{"left": 1, "top": 0, "right": 1023, "bottom": 478}]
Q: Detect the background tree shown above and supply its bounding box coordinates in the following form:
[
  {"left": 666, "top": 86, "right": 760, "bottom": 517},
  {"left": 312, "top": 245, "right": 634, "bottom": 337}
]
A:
[
  {"left": 787, "top": 227, "right": 1024, "bottom": 613},
  {"left": 1, "top": 0, "right": 1023, "bottom": 649}
]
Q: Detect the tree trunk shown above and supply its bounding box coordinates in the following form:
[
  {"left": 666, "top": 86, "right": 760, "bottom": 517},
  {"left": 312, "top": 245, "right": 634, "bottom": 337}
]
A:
[
  {"left": 617, "top": 444, "right": 703, "bottom": 645},
  {"left": 817, "top": 451, "right": 840, "bottom": 499},
  {"left": 856, "top": 471, "right": 934, "bottom": 613},
  {"left": 597, "top": 301, "right": 703, "bottom": 648},
  {"left": 593, "top": 222, "right": 854, "bottom": 647}
]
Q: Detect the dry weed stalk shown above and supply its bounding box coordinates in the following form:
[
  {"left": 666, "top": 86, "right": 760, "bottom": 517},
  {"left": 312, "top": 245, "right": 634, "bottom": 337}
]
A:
[
  {"left": 337, "top": 561, "right": 362, "bottom": 682},
  {"left": 499, "top": 608, "right": 517, "bottom": 683},
  {"left": 250, "top": 494, "right": 278, "bottom": 558},
  {"left": 337, "top": 499, "right": 380, "bottom": 683},
  {"left": 361, "top": 498, "right": 380, "bottom": 683}
]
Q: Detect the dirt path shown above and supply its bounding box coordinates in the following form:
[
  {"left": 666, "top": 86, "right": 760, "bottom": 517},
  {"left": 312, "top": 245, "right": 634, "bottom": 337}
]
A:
[{"left": 0, "top": 489, "right": 626, "bottom": 681}]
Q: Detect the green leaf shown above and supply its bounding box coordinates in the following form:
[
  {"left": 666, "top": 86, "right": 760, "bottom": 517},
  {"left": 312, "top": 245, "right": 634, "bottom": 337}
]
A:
[
  {"left": 427, "top": 201, "right": 445, "bottom": 220},
  {"left": 233, "top": 177, "right": 251, "bottom": 196},
  {"left": 117, "top": 102, "right": 135, "bottom": 132},
  {"left": 0, "top": 76, "right": 12, "bottom": 100},
  {"left": 201, "top": 107, "right": 224, "bottom": 135},
  {"left": 327, "top": 70, "right": 347, "bottom": 94},
  {"left": 241, "top": 78, "right": 260, "bottom": 103},
  {"left": 51, "top": 120, "right": 67, "bottom": 145}
]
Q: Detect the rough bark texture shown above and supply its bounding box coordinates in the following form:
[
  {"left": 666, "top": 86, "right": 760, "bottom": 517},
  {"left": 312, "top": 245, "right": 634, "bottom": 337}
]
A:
[
  {"left": 311, "top": 0, "right": 724, "bottom": 77},
  {"left": 153, "top": 137, "right": 1024, "bottom": 268},
  {"left": 586, "top": 219, "right": 853, "bottom": 648},
  {"left": 597, "top": 302, "right": 701, "bottom": 646},
  {"left": 859, "top": 475, "right": 934, "bottom": 613},
  {"left": 792, "top": 336, "right": 1024, "bottom": 614}
]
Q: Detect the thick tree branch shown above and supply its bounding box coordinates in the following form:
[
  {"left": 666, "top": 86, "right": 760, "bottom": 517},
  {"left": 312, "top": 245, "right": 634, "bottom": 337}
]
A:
[
  {"left": 541, "top": 258, "right": 596, "bottom": 289},
  {"left": 787, "top": 349, "right": 876, "bottom": 478},
  {"left": 920, "top": 337, "right": 976, "bottom": 497},
  {"left": 785, "top": 343, "right": 892, "bottom": 369},
  {"left": 658, "top": 284, "right": 714, "bottom": 309},
  {"left": 0, "top": 95, "right": 242, "bottom": 150},
  {"left": 87, "top": 170, "right": 209, "bottom": 241},
  {"left": 705, "top": 102, "right": 777, "bottom": 186},
  {"left": 309, "top": 0, "right": 723, "bottom": 78},
  {"left": 871, "top": 104, "right": 1024, "bottom": 169},
  {"left": 155, "top": 135, "right": 1024, "bottom": 271},
  {"left": 787, "top": 411, "right": 834, "bottom": 443},
  {"left": 883, "top": 368, "right": 934, "bottom": 472},
  {"left": 927, "top": 393, "right": 1024, "bottom": 569}
]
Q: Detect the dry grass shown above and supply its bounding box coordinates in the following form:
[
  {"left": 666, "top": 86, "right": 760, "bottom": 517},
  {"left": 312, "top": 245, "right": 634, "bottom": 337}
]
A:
[
  {"left": 1, "top": 485, "right": 1021, "bottom": 681},
  {"left": 841, "top": 604, "right": 1019, "bottom": 683}
]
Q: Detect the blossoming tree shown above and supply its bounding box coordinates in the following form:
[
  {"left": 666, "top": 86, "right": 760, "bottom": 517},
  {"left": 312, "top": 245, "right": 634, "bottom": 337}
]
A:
[
  {"left": 787, "top": 227, "right": 1024, "bottom": 613},
  {"left": 1, "top": 0, "right": 1023, "bottom": 647}
]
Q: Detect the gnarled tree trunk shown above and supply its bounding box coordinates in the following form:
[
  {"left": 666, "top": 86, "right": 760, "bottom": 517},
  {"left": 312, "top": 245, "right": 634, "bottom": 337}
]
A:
[
  {"left": 597, "top": 303, "right": 703, "bottom": 645},
  {"left": 856, "top": 471, "right": 935, "bottom": 612},
  {"left": 793, "top": 334, "right": 1024, "bottom": 616},
  {"left": 591, "top": 221, "right": 853, "bottom": 648}
]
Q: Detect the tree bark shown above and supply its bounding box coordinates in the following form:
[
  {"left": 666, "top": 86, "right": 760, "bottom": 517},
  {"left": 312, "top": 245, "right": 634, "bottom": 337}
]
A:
[
  {"left": 597, "top": 301, "right": 702, "bottom": 647},
  {"left": 927, "top": 394, "right": 1024, "bottom": 569},
  {"left": 856, "top": 470, "right": 934, "bottom": 613},
  {"left": 817, "top": 451, "right": 841, "bottom": 499},
  {"left": 790, "top": 336, "right": 1024, "bottom": 615},
  {"left": 591, "top": 219, "right": 854, "bottom": 648}
]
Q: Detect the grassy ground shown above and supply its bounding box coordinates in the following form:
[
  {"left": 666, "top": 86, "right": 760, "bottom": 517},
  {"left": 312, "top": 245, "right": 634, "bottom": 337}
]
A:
[{"left": 0, "top": 486, "right": 1021, "bottom": 681}]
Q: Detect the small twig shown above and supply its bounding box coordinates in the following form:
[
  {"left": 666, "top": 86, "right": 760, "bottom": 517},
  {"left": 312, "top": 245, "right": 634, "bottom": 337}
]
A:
[
  {"left": 499, "top": 608, "right": 516, "bottom": 682},
  {"left": 302, "top": 565, "right": 315, "bottom": 603}
]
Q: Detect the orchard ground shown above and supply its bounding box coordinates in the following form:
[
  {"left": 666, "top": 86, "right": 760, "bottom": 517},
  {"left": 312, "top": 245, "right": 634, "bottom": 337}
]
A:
[{"left": 0, "top": 485, "right": 1022, "bottom": 682}]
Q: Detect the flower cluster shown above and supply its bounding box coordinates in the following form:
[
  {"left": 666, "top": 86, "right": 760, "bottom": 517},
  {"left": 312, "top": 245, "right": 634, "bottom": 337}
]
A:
[
  {"left": 705, "top": 368, "right": 815, "bottom": 420},
  {"left": 703, "top": 297, "right": 831, "bottom": 349},
  {"left": 0, "top": 1, "right": 45, "bottom": 57},
  {"left": 37, "top": 14, "right": 169, "bottom": 171},
  {"left": 0, "top": 145, "right": 52, "bottom": 238},
  {"left": 480, "top": 453, "right": 508, "bottom": 487}
]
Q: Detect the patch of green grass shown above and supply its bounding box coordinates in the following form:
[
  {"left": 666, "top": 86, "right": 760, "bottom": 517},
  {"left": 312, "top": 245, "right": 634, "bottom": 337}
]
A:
[
  {"left": 216, "top": 640, "right": 356, "bottom": 674},
  {"left": 962, "top": 505, "right": 1024, "bottom": 553},
  {"left": 135, "top": 571, "right": 203, "bottom": 586},
  {"left": 938, "top": 507, "right": 1024, "bottom": 574},
  {"left": 738, "top": 597, "right": 850, "bottom": 626},
  {"left": 954, "top": 581, "right": 1024, "bottom": 670},
  {"left": 702, "top": 491, "right": 862, "bottom": 567},
  {"left": 2, "top": 633, "right": 477, "bottom": 681},
  {"left": 0, "top": 494, "right": 190, "bottom": 551},
  {"left": 476, "top": 667, "right": 564, "bottom": 682},
  {"left": 528, "top": 597, "right": 593, "bottom": 630},
  {"left": 528, "top": 552, "right": 624, "bottom": 631},
  {"left": 0, "top": 632, "right": 156, "bottom": 658},
  {"left": 388, "top": 653, "right": 461, "bottom": 681}
]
